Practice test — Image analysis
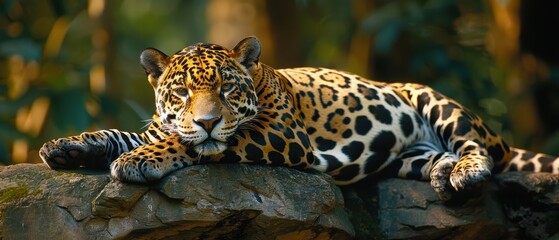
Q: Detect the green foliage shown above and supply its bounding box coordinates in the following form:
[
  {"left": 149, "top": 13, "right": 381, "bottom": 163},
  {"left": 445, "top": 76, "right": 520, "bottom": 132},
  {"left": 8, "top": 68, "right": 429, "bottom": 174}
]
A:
[{"left": 360, "top": 0, "right": 512, "bottom": 140}]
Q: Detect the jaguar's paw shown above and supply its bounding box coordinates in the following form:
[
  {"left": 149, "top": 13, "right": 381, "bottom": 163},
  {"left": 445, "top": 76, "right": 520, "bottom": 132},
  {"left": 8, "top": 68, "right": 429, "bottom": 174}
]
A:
[
  {"left": 110, "top": 152, "right": 175, "bottom": 183},
  {"left": 449, "top": 159, "right": 491, "bottom": 192},
  {"left": 39, "top": 137, "right": 106, "bottom": 170},
  {"left": 430, "top": 155, "right": 458, "bottom": 200}
]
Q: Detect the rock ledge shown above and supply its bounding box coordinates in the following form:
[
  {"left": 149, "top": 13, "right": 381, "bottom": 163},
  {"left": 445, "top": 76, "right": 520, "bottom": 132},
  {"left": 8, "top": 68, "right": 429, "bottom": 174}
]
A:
[{"left": 0, "top": 163, "right": 354, "bottom": 239}]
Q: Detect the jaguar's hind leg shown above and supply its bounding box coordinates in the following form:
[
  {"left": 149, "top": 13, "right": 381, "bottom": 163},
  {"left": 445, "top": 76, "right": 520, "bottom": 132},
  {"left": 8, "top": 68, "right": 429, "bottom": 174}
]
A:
[
  {"left": 390, "top": 141, "right": 459, "bottom": 200},
  {"left": 393, "top": 83, "right": 501, "bottom": 194}
]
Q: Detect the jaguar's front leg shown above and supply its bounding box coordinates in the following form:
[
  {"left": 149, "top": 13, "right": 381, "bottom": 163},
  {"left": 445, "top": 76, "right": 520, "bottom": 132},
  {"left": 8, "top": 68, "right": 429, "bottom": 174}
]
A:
[
  {"left": 110, "top": 134, "right": 194, "bottom": 183},
  {"left": 40, "top": 130, "right": 145, "bottom": 170}
]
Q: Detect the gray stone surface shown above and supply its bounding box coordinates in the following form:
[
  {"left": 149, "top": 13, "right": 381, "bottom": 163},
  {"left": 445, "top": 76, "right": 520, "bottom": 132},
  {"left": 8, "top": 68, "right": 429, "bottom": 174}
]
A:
[
  {"left": 0, "top": 164, "right": 109, "bottom": 239},
  {"left": 348, "top": 172, "right": 559, "bottom": 240},
  {"left": 0, "top": 163, "right": 354, "bottom": 239},
  {"left": 3, "top": 164, "right": 559, "bottom": 240},
  {"left": 494, "top": 172, "right": 559, "bottom": 240},
  {"left": 376, "top": 178, "right": 507, "bottom": 240}
]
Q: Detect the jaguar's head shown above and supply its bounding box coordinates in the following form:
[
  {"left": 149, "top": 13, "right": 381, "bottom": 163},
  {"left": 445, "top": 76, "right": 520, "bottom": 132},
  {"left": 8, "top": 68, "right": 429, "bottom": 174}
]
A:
[{"left": 140, "top": 37, "right": 261, "bottom": 156}]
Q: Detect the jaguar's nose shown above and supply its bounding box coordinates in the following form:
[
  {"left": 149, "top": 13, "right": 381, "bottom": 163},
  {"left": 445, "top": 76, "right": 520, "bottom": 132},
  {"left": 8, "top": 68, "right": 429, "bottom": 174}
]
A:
[{"left": 193, "top": 116, "right": 222, "bottom": 133}]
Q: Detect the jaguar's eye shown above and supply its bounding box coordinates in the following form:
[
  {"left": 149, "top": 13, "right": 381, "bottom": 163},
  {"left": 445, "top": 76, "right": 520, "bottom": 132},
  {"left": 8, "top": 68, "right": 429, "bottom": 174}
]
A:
[
  {"left": 173, "top": 87, "right": 189, "bottom": 97},
  {"left": 221, "top": 83, "right": 235, "bottom": 94}
]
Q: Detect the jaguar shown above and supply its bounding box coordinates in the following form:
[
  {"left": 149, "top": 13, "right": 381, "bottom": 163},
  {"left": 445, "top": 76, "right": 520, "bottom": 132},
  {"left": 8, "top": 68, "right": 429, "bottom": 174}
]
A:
[{"left": 40, "top": 36, "right": 559, "bottom": 199}]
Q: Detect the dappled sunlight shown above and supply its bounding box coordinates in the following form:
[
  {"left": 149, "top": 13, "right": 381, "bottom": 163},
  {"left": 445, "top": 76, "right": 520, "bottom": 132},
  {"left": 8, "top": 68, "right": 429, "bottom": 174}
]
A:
[
  {"left": 15, "top": 97, "right": 50, "bottom": 137},
  {"left": 7, "top": 56, "right": 29, "bottom": 99},
  {"left": 88, "top": 0, "right": 105, "bottom": 18},
  {"left": 11, "top": 139, "right": 28, "bottom": 164},
  {"left": 89, "top": 64, "right": 106, "bottom": 94},
  {"left": 43, "top": 17, "right": 70, "bottom": 58},
  {"left": 12, "top": 96, "right": 49, "bottom": 163}
]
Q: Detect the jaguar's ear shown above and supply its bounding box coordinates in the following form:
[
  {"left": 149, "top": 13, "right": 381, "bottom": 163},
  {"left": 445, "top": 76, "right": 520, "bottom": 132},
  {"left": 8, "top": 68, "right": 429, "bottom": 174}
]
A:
[
  {"left": 231, "top": 37, "right": 261, "bottom": 71},
  {"left": 141, "top": 48, "right": 169, "bottom": 88}
]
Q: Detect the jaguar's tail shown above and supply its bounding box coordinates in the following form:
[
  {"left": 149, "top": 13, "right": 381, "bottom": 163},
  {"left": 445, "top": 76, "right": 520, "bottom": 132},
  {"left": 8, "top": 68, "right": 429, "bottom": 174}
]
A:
[{"left": 501, "top": 147, "right": 559, "bottom": 174}]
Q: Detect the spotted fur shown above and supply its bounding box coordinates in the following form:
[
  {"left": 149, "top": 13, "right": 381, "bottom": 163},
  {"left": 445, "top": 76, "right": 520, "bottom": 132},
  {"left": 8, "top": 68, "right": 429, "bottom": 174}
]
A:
[{"left": 40, "top": 37, "right": 559, "bottom": 199}]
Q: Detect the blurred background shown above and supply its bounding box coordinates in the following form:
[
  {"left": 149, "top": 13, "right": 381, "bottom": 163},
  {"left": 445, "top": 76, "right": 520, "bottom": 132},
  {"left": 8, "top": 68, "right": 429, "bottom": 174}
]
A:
[{"left": 1, "top": 0, "right": 558, "bottom": 165}]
